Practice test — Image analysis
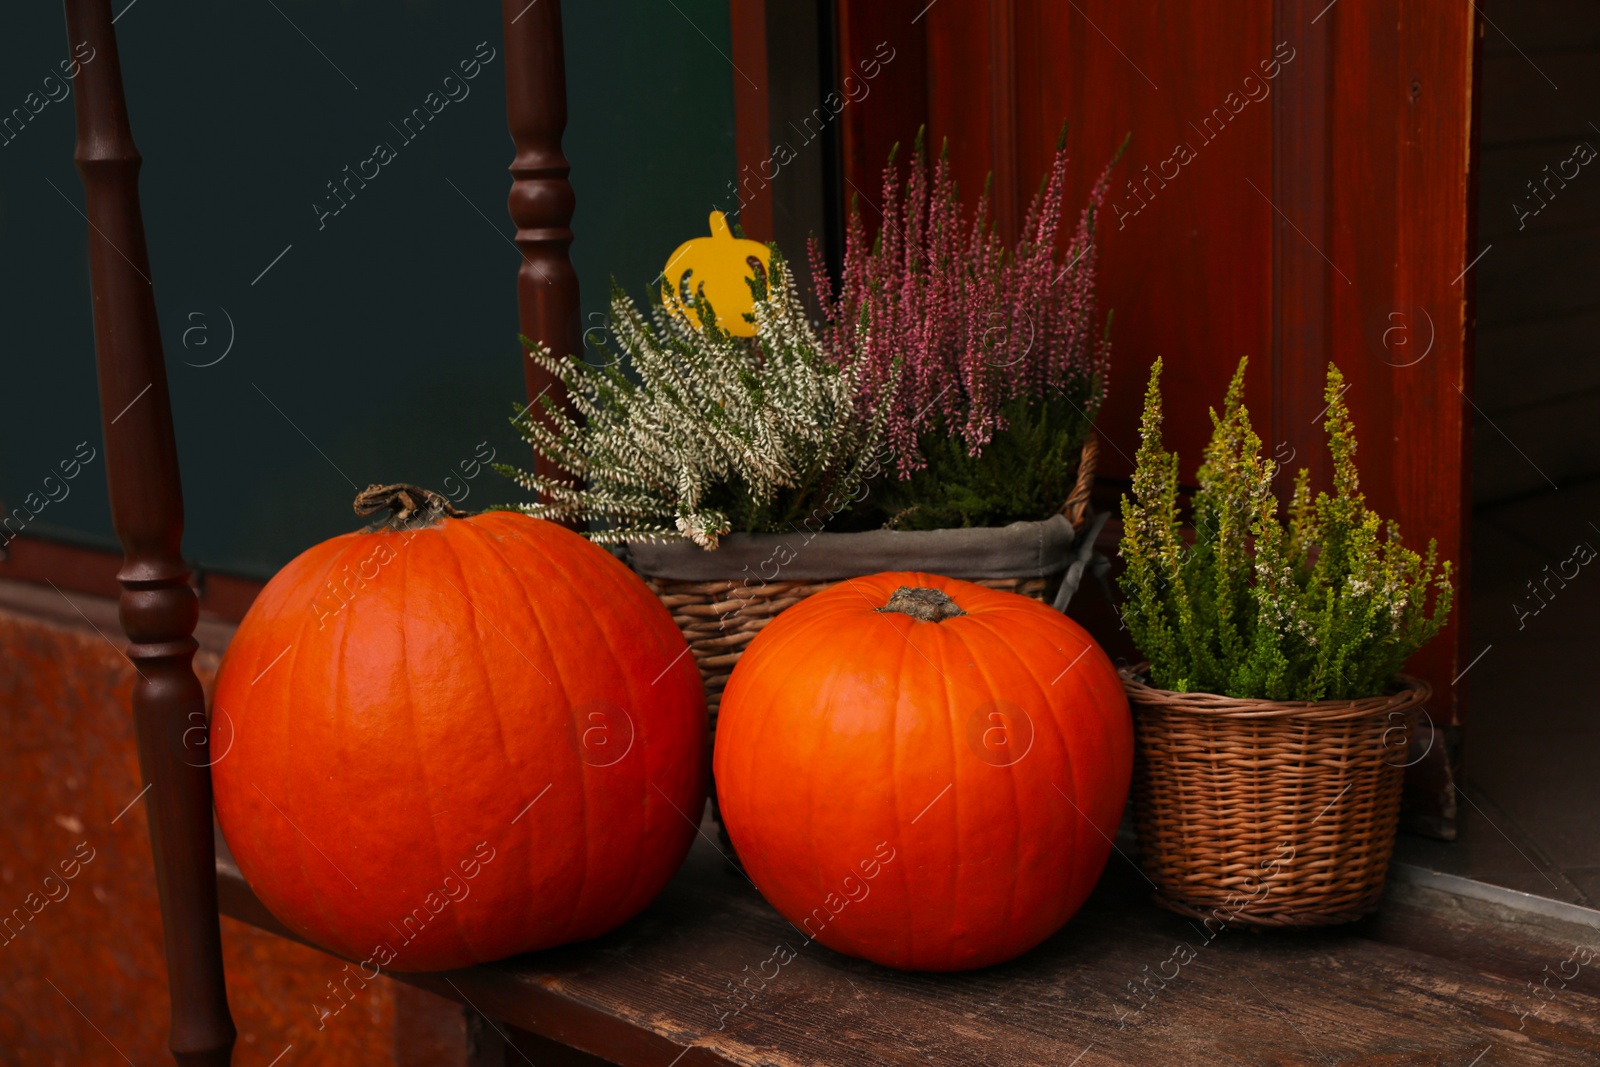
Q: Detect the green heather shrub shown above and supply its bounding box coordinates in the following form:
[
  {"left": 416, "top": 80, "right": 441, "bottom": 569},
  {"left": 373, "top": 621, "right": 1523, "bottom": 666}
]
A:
[
  {"left": 876, "top": 392, "right": 1094, "bottom": 530},
  {"left": 1118, "top": 357, "right": 1453, "bottom": 701}
]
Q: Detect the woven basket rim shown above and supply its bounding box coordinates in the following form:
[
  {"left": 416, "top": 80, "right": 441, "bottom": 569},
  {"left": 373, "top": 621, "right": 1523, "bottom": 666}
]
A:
[
  {"left": 1119, "top": 662, "right": 1431, "bottom": 721},
  {"left": 631, "top": 432, "right": 1100, "bottom": 550}
]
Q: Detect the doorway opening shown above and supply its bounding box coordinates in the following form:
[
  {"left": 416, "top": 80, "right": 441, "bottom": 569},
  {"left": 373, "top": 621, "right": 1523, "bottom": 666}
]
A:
[{"left": 1399, "top": 0, "right": 1600, "bottom": 904}]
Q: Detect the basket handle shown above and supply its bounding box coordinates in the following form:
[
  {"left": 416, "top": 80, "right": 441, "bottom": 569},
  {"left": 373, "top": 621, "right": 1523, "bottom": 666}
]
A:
[{"left": 1061, "top": 432, "right": 1100, "bottom": 533}]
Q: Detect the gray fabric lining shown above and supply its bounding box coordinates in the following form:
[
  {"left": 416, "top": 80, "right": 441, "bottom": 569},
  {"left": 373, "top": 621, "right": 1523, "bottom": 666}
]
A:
[{"left": 625, "top": 512, "right": 1104, "bottom": 613}]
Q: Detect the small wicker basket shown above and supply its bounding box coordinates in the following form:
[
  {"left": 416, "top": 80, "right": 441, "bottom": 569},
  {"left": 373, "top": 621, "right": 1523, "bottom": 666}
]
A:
[
  {"left": 1121, "top": 666, "right": 1429, "bottom": 927},
  {"left": 634, "top": 434, "right": 1101, "bottom": 719}
]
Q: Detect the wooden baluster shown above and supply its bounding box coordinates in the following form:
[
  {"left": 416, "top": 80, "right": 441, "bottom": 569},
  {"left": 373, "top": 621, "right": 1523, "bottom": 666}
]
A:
[
  {"left": 63, "top": 1, "right": 235, "bottom": 1063},
  {"left": 502, "top": 0, "right": 581, "bottom": 500}
]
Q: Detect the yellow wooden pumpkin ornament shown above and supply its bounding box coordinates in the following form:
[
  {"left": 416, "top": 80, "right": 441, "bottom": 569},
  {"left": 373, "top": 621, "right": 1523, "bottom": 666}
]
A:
[{"left": 662, "top": 211, "right": 771, "bottom": 337}]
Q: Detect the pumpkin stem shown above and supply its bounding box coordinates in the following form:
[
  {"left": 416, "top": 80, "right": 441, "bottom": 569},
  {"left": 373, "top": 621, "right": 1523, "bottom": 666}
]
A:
[
  {"left": 877, "top": 585, "right": 967, "bottom": 622},
  {"left": 353, "top": 483, "right": 465, "bottom": 531}
]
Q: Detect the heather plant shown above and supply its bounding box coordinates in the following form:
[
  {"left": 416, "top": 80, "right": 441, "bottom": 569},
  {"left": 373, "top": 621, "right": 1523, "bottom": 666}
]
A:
[
  {"left": 812, "top": 130, "right": 1119, "bottom": 528},
  {"left": 498, "top": 253, "right": 888, "bottom": 548},
  {"left": 1119, "top": 357, "right": 1453, "bottom": 701},
  {"left": 882, "top": 393, "right": 1093, "bottom": 530}
]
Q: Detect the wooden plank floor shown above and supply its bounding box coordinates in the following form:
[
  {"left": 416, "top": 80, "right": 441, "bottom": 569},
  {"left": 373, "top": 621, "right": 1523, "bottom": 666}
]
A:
[{"left": 219, "top": 817, "right": 1600, "bottom": 1066}]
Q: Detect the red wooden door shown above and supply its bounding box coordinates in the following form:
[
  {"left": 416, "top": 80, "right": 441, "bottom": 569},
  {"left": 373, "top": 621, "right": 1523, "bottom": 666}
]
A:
[{"left": 832, "top": 0, "right": 1478, "bottom": 736}]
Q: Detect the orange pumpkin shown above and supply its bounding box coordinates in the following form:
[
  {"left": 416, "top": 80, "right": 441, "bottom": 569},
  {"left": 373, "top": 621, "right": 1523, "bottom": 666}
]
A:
[
  {"left": 211, "top": 487, "right": 706, "bottom": 971},
  {"left": 714, "top": 572, "right": 1131, "bottom": 971}
]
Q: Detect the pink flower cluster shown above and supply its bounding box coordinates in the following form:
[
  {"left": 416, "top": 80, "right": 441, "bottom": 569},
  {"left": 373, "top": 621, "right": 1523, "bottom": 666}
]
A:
[{"left": 811, "top": 137, "right": 1117, "bottom": 478}]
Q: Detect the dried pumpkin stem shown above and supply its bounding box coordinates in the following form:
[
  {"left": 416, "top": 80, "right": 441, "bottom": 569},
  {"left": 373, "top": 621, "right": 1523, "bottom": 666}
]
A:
[
  {"left": 877, "top": 586, "right": 967, "bottom": 622},
  {"left": 353, "top": 483, "right": 464, "bottom": 531}
]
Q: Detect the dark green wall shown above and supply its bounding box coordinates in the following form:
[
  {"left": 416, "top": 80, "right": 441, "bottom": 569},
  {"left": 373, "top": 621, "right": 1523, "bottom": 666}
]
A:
[{"left": 0, "top": 0, "right": 735, "bottom": 578}]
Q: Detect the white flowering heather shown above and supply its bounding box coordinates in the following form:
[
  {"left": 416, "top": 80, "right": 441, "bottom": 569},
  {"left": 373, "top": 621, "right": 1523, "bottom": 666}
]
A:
[
  {"left": 1119, "top": 357, "right": 1453, "bottom": 701},
  {"left": 498, "top": 256, "right": 889, "bottom": 549}
]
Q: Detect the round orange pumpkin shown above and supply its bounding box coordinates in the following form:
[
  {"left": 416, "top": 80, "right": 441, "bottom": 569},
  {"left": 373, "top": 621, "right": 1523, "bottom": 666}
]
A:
[
  {"left": 211, "top": 487, "right": 706, "bottom": 971},
  {"left": 714, "top": 572, "right": 1131, "bottom": 971}
]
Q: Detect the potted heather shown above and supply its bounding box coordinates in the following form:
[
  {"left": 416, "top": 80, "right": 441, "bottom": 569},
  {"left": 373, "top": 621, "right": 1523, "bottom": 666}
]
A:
[
  {"left": 500, "top": 254, "right": 886, "bottom": 552},
  {"left": 1117, "top": 357, "right": 1454, "bottom": 927},
  {"left": 501, "top": 134, "right": 1120, "bottom": 719}
]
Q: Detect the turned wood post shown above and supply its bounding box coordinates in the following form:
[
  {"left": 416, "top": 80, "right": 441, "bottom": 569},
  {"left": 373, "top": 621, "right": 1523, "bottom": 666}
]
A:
[
  {"left": 63, "top": 1, "right": 236, "bottom": 1064},
  {"left": 502, "top": 0, "right": 580, "bottom": 498}
]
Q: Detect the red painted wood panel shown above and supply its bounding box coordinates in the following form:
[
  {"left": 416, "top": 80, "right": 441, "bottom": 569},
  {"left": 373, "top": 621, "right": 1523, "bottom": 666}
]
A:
[
  {"left": 833, "top": 0, "right": 929, "bottom": 233},
  {"left": 1010, "top": 0, "right": 1276, "bottom": 478},
  {"left": 1272, "top": 0, "right": 1336, "bottom": 499},
  {"left": 728, "top": 0, "right": 774, "bottom": 240},
  {"left": 1322, "top": 1, "right": 1477, "bottom": 723},
  {"left": 825, "top": 0, "right": 1476, "bottom": 724},
  {"left": 922, "top": 0, "right": 1021, "bottom": 240}
]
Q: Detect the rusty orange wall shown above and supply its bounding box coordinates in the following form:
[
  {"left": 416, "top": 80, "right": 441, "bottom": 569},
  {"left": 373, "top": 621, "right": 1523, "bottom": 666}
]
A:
[{"left": 0, "top": 580, "right": 465, "bottom": 1065}]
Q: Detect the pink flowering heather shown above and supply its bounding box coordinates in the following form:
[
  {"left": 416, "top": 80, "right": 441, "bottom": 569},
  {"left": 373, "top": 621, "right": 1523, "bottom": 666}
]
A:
[{"left": 811, "top": 133, "right": 1119, "bottom": 481}]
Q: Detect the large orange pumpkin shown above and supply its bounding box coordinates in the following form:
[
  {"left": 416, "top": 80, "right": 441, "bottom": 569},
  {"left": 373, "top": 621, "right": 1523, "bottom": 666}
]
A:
[
  {"left": 211, "top": 486, "right": 706, "bottom": 971},
  {"left": 714, "top": 572, "right": 1131, "bottom": 971}
]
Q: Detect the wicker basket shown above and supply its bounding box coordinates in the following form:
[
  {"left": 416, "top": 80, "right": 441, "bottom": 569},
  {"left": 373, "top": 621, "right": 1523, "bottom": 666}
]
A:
[
  {"left": 632, "top": 435, "right": 1100, "bottom": 718},
  {"left": 1121, "top": 666, "right": 1429, "bottom": 927}
]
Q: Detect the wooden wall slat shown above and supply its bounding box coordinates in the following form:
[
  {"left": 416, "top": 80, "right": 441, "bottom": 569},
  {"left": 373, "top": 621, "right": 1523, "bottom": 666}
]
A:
[
  {"left": 1477, "top": 224, "right": 1600, "bottom": 327},
  {"left": 1478, "top": 2, "right": 1600, "bottom": 52},
  {"left": 921, "top": 1, "right": 1001, "bottom": 219},
  {"left": 1325, "top": 1, "right": 1476, "bottom": 722},
  {"left": 986, "top": 0, "right": 1020, "bottom": 241},
  {"left": 834, "top": 0, "right": 929, "bottom": 236},
  {"left": 1272, "top": 0, "right": 1334, "bottom": 496},
  {"left": 1479, "top": 53, "right": 1597, "bottom": 144},
  {"left": 729, "top": 0, "right": 774, "bottom": 240},
  {"left": 1478, "top": 144, "right": 1600, "bottom": 242},
  {"left": 1003, "top": 0, "right": 1275, "bottom": 481},
  {"left": 760, "top": 0, "right": 841, "bottom": 277},
  {"left": 1476, "top": 309, "right": 1600, "bottom": 414},
  {"left": 1476, "top": 393, "right": 1600, "bottom": 504}
]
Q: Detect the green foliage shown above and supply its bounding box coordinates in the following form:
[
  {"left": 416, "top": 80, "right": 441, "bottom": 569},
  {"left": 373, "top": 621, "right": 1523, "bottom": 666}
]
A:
[
  {"left": 495, "top": 253, "right": 889, "bottom": 548},
  {"left": 873, "top": 390, "right": 1095, "bottom": 530},
  {"left": 1118, "top": 357, "right": 1454, "bottom": 700}
]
